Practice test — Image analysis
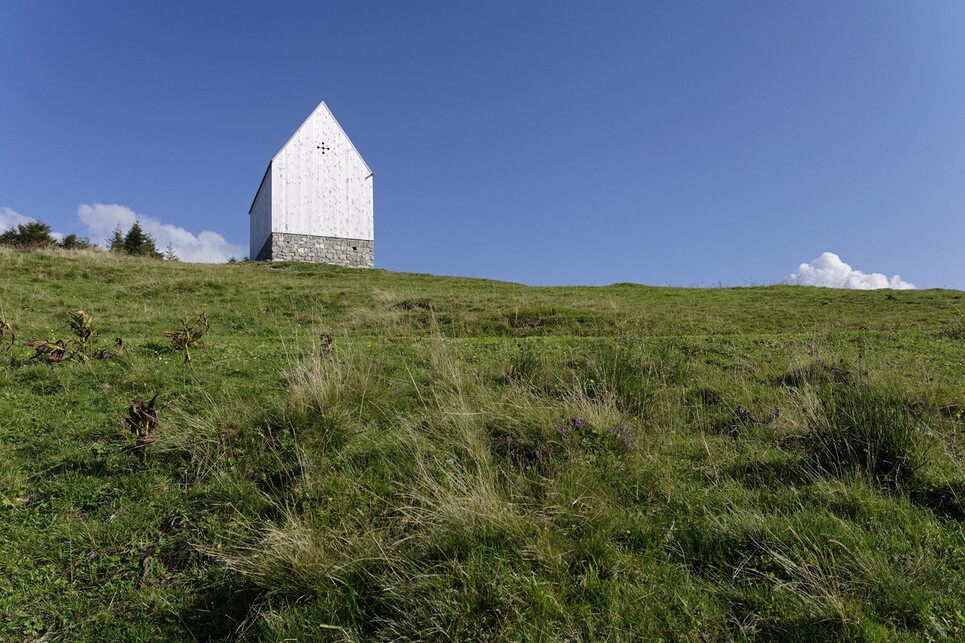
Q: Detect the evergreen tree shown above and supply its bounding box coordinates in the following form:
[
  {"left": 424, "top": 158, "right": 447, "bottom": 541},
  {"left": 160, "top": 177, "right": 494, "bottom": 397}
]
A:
[
  {"left": 121, "top": 221, "right": 162, "bottom": 259},
  {"left": 107, "top": 224, "right": 124, "bottom": 251},
  {"left": 163, "top": 243, "right": 179, "bottom": 262}
]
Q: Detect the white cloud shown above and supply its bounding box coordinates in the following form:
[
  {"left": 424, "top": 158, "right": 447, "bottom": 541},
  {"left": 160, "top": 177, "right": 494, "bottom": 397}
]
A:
[
  {"left": 788, "top": 252, "right": 916, "bottom": 290},
  {"left": 0, "top": 207, "right": 34, "bottom": 230},
  {"left": 77, "top": 203, "right": 245, "bottom": 263},
  {"left": 0, "top": 207, "right": 65, "bottom": 241}
]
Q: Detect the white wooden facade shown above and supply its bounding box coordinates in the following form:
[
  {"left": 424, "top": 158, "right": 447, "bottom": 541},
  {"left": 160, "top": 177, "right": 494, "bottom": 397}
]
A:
[{"left": 249, "top": 101, "right": 374, "bottom": 264}]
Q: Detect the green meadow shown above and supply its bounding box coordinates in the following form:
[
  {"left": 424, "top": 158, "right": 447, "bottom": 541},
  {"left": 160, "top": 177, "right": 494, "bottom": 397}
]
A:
[{"left": 0, "top": 246, "right": 963, "bottom": 641}]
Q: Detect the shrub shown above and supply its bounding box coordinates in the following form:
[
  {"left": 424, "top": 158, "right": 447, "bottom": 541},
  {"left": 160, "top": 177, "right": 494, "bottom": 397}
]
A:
[
  {"left": 58, "top": 234, "right": 93, "bottom": 250},
  {"left": 0, "top": 221, "right": 56, "bottom": 250}
]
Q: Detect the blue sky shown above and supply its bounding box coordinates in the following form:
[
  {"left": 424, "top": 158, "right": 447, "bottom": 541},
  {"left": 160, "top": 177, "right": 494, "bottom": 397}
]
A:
[{"left": 2, "top": 1, "right": 963, "bottom": 288}]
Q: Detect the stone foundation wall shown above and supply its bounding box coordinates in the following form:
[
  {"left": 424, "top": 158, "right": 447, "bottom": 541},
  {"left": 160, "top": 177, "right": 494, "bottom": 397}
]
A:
[{"left": 255, "top": 232, "right": 374, "bottom": 268}]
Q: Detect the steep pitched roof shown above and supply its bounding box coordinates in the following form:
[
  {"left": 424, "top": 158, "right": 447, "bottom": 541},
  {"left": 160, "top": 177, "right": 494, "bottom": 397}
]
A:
[
  {"left": 249, "top": 101, "right": 373, "bottom": 215},
  {"left": 274, "top": 101, "right": 372, "bottom": 175}
]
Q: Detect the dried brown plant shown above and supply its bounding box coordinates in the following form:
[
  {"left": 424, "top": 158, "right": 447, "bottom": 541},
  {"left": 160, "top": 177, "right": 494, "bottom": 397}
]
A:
[
  {"left": 66, "top": 309, "right": 95, "bottom": 349},
  {"left": 161, "top": 312, "right": 210, "bottom": 363},
  {"left": 122, "top": 393, "right": 160, "bottom": 462},
  {"left": 0, "top": 312, "right": 13, "bottom": 353},
  {"left": 26, "top": 338, "right": 78, "bottom": 363}
]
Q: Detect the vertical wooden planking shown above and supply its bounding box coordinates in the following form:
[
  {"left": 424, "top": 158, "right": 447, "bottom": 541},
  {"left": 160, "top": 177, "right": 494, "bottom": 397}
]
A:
[
  {"left": 269, "top": 102, "right": 373, "bottom": 241},
  {"left": 249, "top": 101, "right": 374, "bottom": 264}
]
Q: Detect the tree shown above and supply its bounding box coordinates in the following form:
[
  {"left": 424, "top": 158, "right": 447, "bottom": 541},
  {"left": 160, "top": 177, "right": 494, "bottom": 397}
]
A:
[
  {"left": 58, "top": 233, "right": 92, "bottom": 250},
  {"left": 163, "top": 243, "right": 179, "bottom": 262},
  {"left": 121, "top": 221, "right": 162, "bottom": 259},
  {"left": 107, "top": 224, "right": 124, "bottom": 251},
  {"left": 0, "top": 221, "right": 56, "bottom": 250}
]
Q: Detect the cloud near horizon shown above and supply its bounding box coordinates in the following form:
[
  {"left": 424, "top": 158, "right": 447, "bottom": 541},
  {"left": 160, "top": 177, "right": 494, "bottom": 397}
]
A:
[
  {"left": 3, "top": 204, "right": 244, "bottom": 263},
  {"left": 788, "top": 252, "right": 915, "bottom": 290},
  {"left": 0, "top": 206, "right": 65, "bottom": 241},
  {"left": 77, "top": 203, "right": 245, "bottom": 263},
  {"left": 0, "top": 207, "right": 34, "bottom": 230}
]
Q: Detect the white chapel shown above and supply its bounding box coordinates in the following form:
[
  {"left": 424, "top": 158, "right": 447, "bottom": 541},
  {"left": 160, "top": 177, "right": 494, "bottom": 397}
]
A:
[{"left": 249, "top": 101, "right": 374, "bottom": 266}]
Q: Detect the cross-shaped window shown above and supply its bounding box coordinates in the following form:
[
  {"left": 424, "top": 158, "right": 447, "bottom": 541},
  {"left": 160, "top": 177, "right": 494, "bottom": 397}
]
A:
[{"left": 317, "top": 143, "right": 331, "bottom": 154}]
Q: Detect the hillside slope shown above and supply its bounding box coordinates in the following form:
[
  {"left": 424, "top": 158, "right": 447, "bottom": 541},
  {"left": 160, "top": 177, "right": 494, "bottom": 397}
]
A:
[{"left": 1, "top": 247, "right": 963, "bottom": 641}]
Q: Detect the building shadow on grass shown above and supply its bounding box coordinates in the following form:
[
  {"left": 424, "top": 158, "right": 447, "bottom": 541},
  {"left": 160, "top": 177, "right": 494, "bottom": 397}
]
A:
[
  {"left": 726, "top": 458, "right": 964, "bottom": 521},
  {"left": 908, "top": 481, "right": 965, "bottom": 521},
  {"left": 176, "top": 583, "right": 265, "bottom": 641},
  {"left": 724, "top": 458, "right": 814, "bottom": 489}
]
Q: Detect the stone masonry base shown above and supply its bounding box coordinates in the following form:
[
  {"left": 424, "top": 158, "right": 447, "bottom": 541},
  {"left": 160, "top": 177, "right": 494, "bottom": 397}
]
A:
[{"left": 256, "top": 232, "right": 374, "bottom": 268}]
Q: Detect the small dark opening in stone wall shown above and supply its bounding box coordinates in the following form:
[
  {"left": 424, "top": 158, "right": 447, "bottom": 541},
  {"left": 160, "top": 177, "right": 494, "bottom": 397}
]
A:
[{"left": 352, "top": 246, "right": 357, "bottom": 251}]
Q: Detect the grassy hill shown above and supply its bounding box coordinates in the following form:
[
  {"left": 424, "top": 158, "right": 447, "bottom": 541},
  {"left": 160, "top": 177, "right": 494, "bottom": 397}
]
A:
[{"left": 1, "top": 247, "right": 963, "bottom": 641}]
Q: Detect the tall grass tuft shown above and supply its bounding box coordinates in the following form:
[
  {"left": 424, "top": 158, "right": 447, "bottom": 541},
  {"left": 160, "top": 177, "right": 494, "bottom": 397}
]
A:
[
  {"left": 803, "top": 382, "right": 930, "bottom": 486},
  {"left": 284, "top": 340, "right": 386, "bottom": 454},
  {"left": 582, "top": 342, "right": 661, "bottom": 417},
  {"left": 213, "top": 506, "right": 399, "bottom": 636}
]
